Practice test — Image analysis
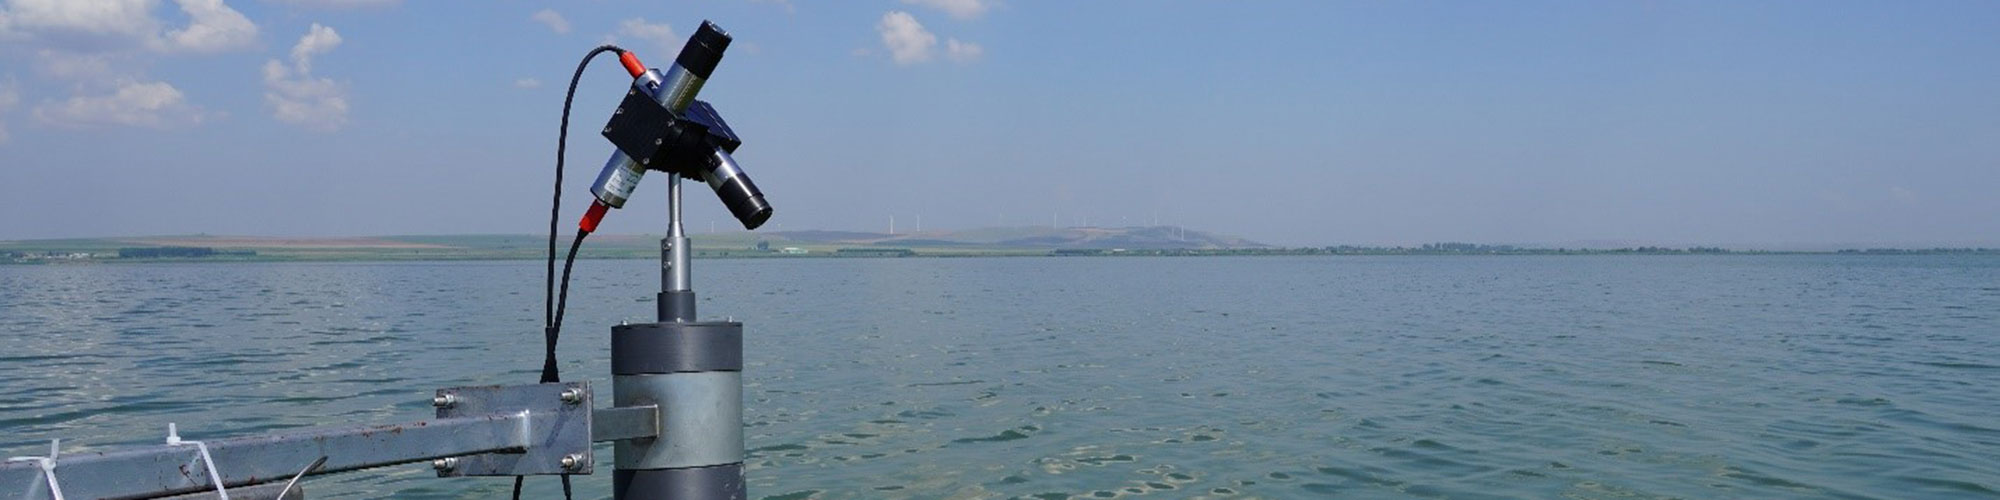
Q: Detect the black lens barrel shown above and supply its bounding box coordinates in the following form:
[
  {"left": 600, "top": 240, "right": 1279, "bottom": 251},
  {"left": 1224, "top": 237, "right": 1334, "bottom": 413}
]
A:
[
  {"left": 676, "top": 21, "right": 732, "bottom": 79},
  {"left": 713, "top": 170, "right": 771, "bottom": 230}
]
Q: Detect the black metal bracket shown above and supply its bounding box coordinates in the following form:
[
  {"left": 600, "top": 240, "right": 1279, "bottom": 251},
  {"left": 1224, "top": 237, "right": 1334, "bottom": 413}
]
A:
[{"left": 601, "top": 88, "right": 742, "bottom": 178}]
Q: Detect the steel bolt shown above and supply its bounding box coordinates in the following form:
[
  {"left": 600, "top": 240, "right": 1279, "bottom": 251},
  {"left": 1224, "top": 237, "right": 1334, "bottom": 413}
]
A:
[
  {"left": 560, "top": 453, "right": 584, "bottom": 470},
  {"left": 560, "top": 388, "right": 584, "bottom": 405},
  {"left": 432, "top": 457, "right": 457, "bottom": 472},
  {"left": 432, "top": 393, "right": 459, "bottom": 408}
]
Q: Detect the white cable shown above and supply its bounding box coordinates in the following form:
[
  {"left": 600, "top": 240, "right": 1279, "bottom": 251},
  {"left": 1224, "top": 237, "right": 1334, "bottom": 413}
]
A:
[
  {"left": 4, "top": 438, "right": 65, "bottom": 500},
  {"left": 166, "top": 423, "right": 230, "bottom": 500}
]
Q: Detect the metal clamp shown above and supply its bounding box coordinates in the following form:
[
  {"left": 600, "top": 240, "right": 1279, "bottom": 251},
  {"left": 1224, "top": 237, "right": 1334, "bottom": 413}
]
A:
[{"left": 433, "top": 382, "right": 595, "bottom": 476}]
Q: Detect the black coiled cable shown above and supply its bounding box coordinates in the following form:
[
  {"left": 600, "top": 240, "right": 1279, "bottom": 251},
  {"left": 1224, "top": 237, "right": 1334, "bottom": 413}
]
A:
[{"left": 523, "top": 42, "right": 626, "bottom": 500}]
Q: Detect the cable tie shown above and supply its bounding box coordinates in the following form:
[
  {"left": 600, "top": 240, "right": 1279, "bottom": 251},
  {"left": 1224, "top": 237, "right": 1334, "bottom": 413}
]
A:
[
  {"left": 166, "top": 423, "right": 229, "bottom": 500},
  {"left": 5, "top": 438, "right": 66, "bottom": 500}
]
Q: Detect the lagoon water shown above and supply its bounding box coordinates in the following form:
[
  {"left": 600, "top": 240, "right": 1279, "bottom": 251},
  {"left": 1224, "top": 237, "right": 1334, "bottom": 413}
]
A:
[{"left": 2, "top": 256, "right": 1997, "bottom": 499}]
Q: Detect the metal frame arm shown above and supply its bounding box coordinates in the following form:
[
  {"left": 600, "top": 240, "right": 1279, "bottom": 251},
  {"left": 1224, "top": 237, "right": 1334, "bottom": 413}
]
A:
[
  {"left": 1, "top": 413, "right": 531, "bottom": 499},
  {"left": 0, "top": 382, "right": 661, "bottom": 500}
]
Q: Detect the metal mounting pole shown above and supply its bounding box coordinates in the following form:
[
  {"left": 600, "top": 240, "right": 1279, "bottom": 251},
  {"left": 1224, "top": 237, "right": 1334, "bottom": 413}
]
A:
[
  {"left": 611, "top": 172, "right": 746, "bottom": 500},
  {"left": 660, "top": 174, "right": 696, "bottom": 322}
]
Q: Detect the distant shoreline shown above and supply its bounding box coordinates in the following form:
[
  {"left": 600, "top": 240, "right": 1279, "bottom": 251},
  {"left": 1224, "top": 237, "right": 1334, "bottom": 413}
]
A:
[
  {"left": 6, "top": 233, "right": 1996, "bottom": 265},
  {"left": 6, "top": 244, "right": 1996, "bottom": 265},
  {"left": 7, "top": 231, "right": 1992, "bottom": 268}
]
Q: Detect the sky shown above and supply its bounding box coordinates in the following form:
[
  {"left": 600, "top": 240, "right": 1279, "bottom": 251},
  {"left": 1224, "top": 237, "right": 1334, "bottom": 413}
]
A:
[{"left": 0, "top": 0, "right": 1996, "bottom": 248}]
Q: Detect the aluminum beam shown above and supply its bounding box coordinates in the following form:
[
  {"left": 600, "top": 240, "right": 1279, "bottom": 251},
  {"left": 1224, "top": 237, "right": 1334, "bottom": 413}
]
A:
[
  {"left": 593, "top": 405, "right": 661, "bottom": 443},
  {"left": 0, "top": 383, "right": 595, "bottom": 500}
]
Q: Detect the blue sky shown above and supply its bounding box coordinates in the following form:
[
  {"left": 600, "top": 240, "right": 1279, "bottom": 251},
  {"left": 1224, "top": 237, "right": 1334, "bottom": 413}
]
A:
[{"left": 1, "top": 0, "right": 1996, "bottom": 247}]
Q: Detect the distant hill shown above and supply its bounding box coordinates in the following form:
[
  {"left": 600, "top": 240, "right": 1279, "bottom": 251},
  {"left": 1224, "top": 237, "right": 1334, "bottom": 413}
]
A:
[{"left": 767, "top": 226, "right": 1265, "bottom": 250}]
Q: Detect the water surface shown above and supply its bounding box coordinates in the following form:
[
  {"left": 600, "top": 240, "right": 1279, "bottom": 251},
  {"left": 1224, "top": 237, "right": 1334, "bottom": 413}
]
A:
[{"left": 2, "top": 256, "right": 1996, "bottom": 499}]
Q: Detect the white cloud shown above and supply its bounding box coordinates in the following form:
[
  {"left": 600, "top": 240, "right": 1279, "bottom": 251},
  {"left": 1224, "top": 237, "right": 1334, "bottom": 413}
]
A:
[
  {"left": 289, "top": 22, "right": 340, "bottom": 72},
  {"left": 0, "top": 0, "right": 257, "bottom": 53},
  {"left": 514, "top": 77, "right": 540, "bottom": 89},
  {"left": 945, "top": 38, "right": 982, "bottom": 63},
  {"left": 530, "top": 9, "right": 568, "bottom": 34},
  {"left": 0, "top": 0, "right": 162, "bottom": 48},
  {"left": 160, "top": 0, "right": 257, "bottom": 53},
  {"left": 263, "top": 23, "right": 347, "bottom": 131},
  {"left": 877, "top": 11, "right": 934, "bottom": 65},
  {"left": 613, "top": 17, "right": 675, "bottom": 56},
  {"left": 263, "top": 60, "right": 345, "bottom": 130},
  {"left": 0, "top": 0, "right": 254, "bottom": 135},
  {"left": 901, "top": 0, "right": 989, "bottom": 20},
  {"left": 33, "top": 79, "right": 204, "bottom": 127}
]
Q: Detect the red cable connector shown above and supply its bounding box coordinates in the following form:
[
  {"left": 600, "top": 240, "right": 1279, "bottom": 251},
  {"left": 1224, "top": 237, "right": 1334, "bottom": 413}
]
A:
[
  {"left": 619, "top": 52, "right": 646, "bottom": 78},
  {"left": 579, "top": 201, "right": 611, "bottom": 232}
]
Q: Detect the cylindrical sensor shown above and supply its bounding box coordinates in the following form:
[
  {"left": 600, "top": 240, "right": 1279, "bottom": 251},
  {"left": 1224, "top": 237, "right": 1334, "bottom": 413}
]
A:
[
  {"left": 703, "top": 149, "right": 771, "bottom": 230},
  {"left": 588, "top": 22, "right": 733, "bottom": 209},
  {"left": 589, "top": 153, "right": 648, "bottom": 209}
]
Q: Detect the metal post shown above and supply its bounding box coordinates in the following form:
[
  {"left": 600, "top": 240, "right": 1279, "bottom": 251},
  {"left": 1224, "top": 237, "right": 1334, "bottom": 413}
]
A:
[
  {"left": 612, "top": 172, "right": 746, "bottom": 500},
  {"left": 660, "top": 174, "right": 696, "bottom": 322}
]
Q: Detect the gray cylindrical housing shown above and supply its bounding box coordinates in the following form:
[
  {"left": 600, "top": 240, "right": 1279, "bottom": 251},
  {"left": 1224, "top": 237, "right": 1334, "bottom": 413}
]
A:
[
  {"left": 612, "top": 321, "right": 745, "bottom": 500},
  {"left": 611, "top": 321, "right": 741, "bottom": 374},
  {"left": 614, "top": 372, "right": 742, "bottom": 469}
]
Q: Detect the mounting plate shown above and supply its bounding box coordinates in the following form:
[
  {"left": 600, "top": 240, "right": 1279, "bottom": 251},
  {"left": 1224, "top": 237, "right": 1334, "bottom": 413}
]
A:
[{"left": 433, "top": 382, "right": 594, "bottom": 476}]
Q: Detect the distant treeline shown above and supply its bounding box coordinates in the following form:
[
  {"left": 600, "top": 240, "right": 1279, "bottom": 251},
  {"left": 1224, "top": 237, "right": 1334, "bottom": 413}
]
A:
[{"left": 118, "top": 247, "right": 257, "bottom": 259}]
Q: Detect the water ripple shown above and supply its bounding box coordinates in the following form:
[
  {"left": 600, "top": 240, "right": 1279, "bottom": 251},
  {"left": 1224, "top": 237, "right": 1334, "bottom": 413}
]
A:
[{"left": 3, "top": 256, "right": 1998, "bottom": 499}]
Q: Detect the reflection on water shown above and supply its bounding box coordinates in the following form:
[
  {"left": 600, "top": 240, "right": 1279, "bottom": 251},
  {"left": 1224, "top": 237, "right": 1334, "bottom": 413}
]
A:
[{"left": 2, "top": 256, "right": 1998, "bottom": 499}]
